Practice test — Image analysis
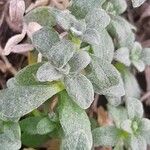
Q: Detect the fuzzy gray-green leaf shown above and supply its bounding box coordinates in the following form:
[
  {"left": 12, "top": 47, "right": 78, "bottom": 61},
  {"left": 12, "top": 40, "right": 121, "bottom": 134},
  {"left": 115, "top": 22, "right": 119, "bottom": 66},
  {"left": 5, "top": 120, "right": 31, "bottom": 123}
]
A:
[
  {"left": 86, "top": 55, "right": 120, "bottom": 94},
  {"left": 47, "top": 39, "right": 76, "bottom": 68},
  {"left": 92, "top": 126, "right": 120, "bottom": 147},
  {"left": 85, "top": 8, "right": 110, "bottom": 29},
  {"left": 36, "top": 62, "right": 63, "bottom": 82},
  {"left": 69, "top": 51, "right": 91, "bottom": 74},
  {"left": 0, "top": 83, "right": 63, "bottom": 121},
  {"left": 58, "top": 91, "right": 92, "bottom": 150},
  {"left": 126, "top": 97, "right": 144, "bottom": 119},
  {"left": 64, "top": 74, "right": 94, "bottom": 109},
  {"left": 32, "top": 27, "right": 59, "bottom": 57},
  {"left": 141, "top": 48, "right": 150, "bottom": 65},
  {"left": 0, "top": 122, "right": 21, "bottom": 150},
  {"left": 24, "top": 7, "right": 56, "bottom": 27},
  {"left": 92, "top": 29, "right": 114, "bottom": 63},
  {"left": 114, "top": 47, "right": 131, "bottom": 66}
]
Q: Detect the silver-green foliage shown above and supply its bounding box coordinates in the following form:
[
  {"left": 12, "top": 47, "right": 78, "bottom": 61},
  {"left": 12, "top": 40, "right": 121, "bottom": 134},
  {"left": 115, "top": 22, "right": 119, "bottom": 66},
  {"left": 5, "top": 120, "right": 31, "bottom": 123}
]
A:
[{"left": 0, "top": 0, "right": 150, "bottom": 149}]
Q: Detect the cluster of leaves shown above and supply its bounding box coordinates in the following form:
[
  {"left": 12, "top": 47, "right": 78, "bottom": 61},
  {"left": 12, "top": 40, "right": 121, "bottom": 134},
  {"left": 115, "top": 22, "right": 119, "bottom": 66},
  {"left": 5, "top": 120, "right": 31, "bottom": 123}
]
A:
[{"left": 0, "top": 0, "right": 150, "bottom": 149}]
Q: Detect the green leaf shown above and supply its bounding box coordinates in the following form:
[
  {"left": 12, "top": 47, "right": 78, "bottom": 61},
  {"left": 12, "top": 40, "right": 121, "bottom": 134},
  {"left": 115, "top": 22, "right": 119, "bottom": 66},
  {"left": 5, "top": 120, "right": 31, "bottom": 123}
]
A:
[
  {"left": 21, "top": 132, "right": 49, "bottom": 148},
  {"left": 121, "top": 68, "right": 141, "bottom": 98},
  {"left": 0, "top": 82, "right": 64, "bottom": 121},
  {"left": 108, "top": 105, "right": 128, "bottom": 127},
  {"left": 82, "top": 28, "right": 101, "bottom": 45},
  {"left": 108, "top": 16, "right": 135, "bottom": 49},
  {"left": 92, "top": 29, "right": 114, "bottom": 63},
  {"left": 36, "top": 62, "right": 63, "bottom": 82},
  {"left": 85, "top": 8, "right": 110, "bottom": 29},
  {"left": 140, "top": 118, "right": 150, "bottom": 133},
  {"left": 102, "top": 74, "right": 125, "bottom": 106},
  {"left": 114, "top": 47, "right": 131, "bottom": 66},
  {"left": 15, "top": 63, "right": 44, "bottom": 85},
  {"left": 125, "top": 97, "right": 144, "bottom": 119},
  {"left": 47, "top": 39, "right": 76, "bottom": 68},
  {"left": 32, "top": 27, "right": 60, "bottom": 57},
  {"left": 130, "top": 136, "right": 147, "bottom": 150},
  {"left": 20, "top": 116, "right": 42, "bottom": 135},
  {"left": 120, "top": 119, "right": 133, "bottom": 134},
  {"left": 69, "top": 51, "right": 91, "bottom": 74},
  {"left": 131, "top": 0, "right": 146, "bottom": 7},
  {"left": 130, "top": 42, "right": 145, "bottom": 72},
  {"left": 69, "top": 0, "right": 103, "bottom": 19},
  {"left": 141, "top": 48, "right": 150, "bottom": 65},
  {"left": 54, "top": 9, "right": 86, "bottom": 33},
  {"left": 86, "top": 55, "right": 120, "bottom": 94},
  {"left": 92, "top": 126, "right": 120, "bottom": 147},
  {"left": 24, "top": 6, "right": 56, "bottom": 27},
  {"left": 37, "top": 117, "right": 56, "bottom": 135},
  {"left": 111, "top": 0, "right": 127, "bottom": 14},
  {"left": 64, "top": 74, "right": 94, "bottom": 109},
  {"left": 58, "top": 91, "right": 92, "bottom": 150},
  {"left": 0, "top": 122, "right": 21, "bottom": 150}
]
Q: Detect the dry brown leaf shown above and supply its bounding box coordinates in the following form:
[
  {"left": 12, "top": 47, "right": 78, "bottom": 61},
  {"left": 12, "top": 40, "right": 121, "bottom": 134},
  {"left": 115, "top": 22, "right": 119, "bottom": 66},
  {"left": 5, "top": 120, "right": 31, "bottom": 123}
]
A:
[
  {"left": 43, "top": 139, "right": 60, "bottom": 150},
  {"left": 26, "top": 0, "right": 49, "bottom": 13},
  {"left": 9, "top": 0, "right": 25, "bottom": 22},
  {"left": 0, "top": 60, "right": 7, "bottom": 73},
  {"left": 3, "top": 23, "right": 27, "bottom": 55},
  {"left": 97, "top": 106, "right": 112, "bottom": 126}
]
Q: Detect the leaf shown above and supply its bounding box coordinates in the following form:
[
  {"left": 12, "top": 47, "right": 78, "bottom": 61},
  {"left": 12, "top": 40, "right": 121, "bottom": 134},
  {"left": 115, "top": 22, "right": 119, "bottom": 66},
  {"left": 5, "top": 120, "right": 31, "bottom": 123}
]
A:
[
  {"left": 54, "top": 9, "right": 86, "bottom": 32},
  {"left": 120, "top": 119, "right": 133, "bottom": 134},
  {"left": 141, "top": 48, "right": 150, "bottom": 65},
  {"left": 125, "top": 97, "right": 144, "bottom": 119},
  {"left": 47, "top": 39, "right": 76, "bottom": 68},
  {"left": 85, "top": 8, "right": 110, "bottom": 29},
  {"left": 21, "top": 132, "right": 49, "bottom": 148},
  {"left": 82, "top": 28, "right": 101, "bottom": 45},
  {"left": 37, "top": 117, "right": 56, "bottom": 135},
  {"left": 69, "top": 0, "right": 103, "bottom": 19},
  {"left": 114, "top": 47, "right": 131, "bottom": 66},
  {"left": 92, "top": 126, "right": 120, "bottom": 147},
  {"left": 92, "top": 29, "right": 114, "bottom": 63},
  {"left": 102, "top": 73, "right": 125, "bottom": 106},
  {"left": 69, "top": 51, "right": 91, "bottom": 74},
  {"left": 36, "top": 62, "right": 63, "bottom": 82},
  {"left": 139, "top": 118, "right": 150, "bottom": 133},
  {"left": 9, "top": 0, "right": 25, "bottom": 23},
  {"left": 3, "top": 24, "right": 27, "bottom": 55},
  {"left": 58, "top": 91, "right": 92, "bottom": 150},
  {"left": 108, "top": 16, "right": 135, "bottom": 49},
  {"left": 131, "top": 0, "right": 146, "bottom": 7},
  {"left": 130, "top": 42, "right": 145, "bottom": 72},
  {"left": 130, "top": 136, "right": 147, "bottom": 150},
  {"left": 0, "top": 122, "right": 21, "bottom": 150},
  {"left": 24, "top": 6, "right": 56, "bottom": 27},
  {"left": 108, "top": 105, "right": 128, "bottom": 127},
  {"left": 64, "top": 74, "right": 94, "bottom": 109},
  {"left": 32, "top": 27, "right": 60, "bottom": 57},
  {"left": 20, "top": 116, "right": 42, "bottom": 135},
  {"left": 85, "top": 55, "right": 120, "bottom": 94},
  {"left": 111, "top": 0, "right": 127, "bottom": 14},
  {"left": 0, "top": 82, "right": 64, "bottom": 121},
  {"left": 121, "top": 68, "right": 141, "bottom": 98}
]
